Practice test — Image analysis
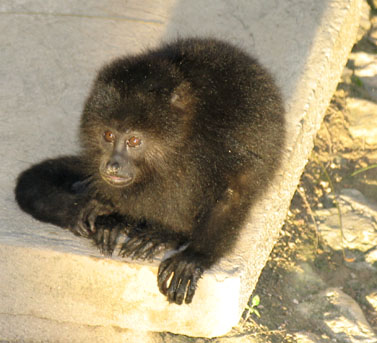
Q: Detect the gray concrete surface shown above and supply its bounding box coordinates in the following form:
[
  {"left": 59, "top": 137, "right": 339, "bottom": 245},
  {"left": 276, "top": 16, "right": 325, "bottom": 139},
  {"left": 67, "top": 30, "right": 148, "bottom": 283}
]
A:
[{"left": 0, "top": 0, "right": 362, "bottom": 340}]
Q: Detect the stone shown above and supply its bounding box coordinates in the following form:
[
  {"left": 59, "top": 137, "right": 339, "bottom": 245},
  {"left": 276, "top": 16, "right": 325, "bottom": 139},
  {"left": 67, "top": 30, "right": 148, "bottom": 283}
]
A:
[
  {"left": 316, "top": 209, "right": 377, "bottom": 252},
  {"left": 357, "top": 0, "right": 371, "bottom": 40},
  {"left": 0, "top": 313, "right": 163, "bottom": 343},
  {"left": 368, "top": 15, "right": 377, "bottom": 45},
  {"left": 348, "top": 52, "right": 377, "bottom": 102},
  {"left": 365, "top": 290, "right": 377, "bottom": 311},
  {"left": 365, "top": 248, "right": 377, "bottom": 265},
  {"left": 297, "top": 288, "right": 377, "bottom": 343},
  {"left": 346, "top": 97, "right": 377, "bottom": 145},
  {"left": 369, "top": 0, "right": 377, "bottom": 9},
  {"left": 213, "top": 335, "right": 261, "bottom": 343},
  {"left": 288, "top": 263, "right": 326, "bottom": 298},
  {"left": 294, "top": 332, "right": 326, "bottom": 343},
  {"left": 341, "top": 189, "right": 377, "bottom": 211},
  {"left": 323, "top": 288, "right": 377, "bottom": 342}
]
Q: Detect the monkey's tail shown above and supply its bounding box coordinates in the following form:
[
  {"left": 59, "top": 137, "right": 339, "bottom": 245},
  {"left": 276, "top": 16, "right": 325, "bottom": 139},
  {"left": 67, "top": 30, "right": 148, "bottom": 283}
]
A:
[{"left": 15, "top": 155, "right": 89, "bottom": 229}]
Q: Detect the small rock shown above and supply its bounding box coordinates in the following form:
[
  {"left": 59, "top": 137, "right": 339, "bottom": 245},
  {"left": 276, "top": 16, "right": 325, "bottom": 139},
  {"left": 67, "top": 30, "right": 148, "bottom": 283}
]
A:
[
  {"left": 341, "top": 189, "right": 377, "bottom": 218},
  {"left": 294, "top": 331, "right": 326, "bottom": 343},
  {"left": 324, "top": 288, "right": 377, "bottom": 343},
  {"left": 288, "top": 263, "right": 326, "bottom": 298},
  {"left": 365, "top": 290, "right": 377, "bottom": 311},
  {"left": 358, "top": 0, "right": 371, "bottom": 40},
  {"left": 351, "top": 52, "right": 377, "bottom": 77},
  {"left": 368, "top": 15, "right": 377, "bottom": 46},
  {"left": 346, "top": 97, "right": 377, "bottom": 145},
  {"left": 317, "top": 211, "right": 377, "bottom": 252},
  {"left": 348, "top": 51, "right": 377, "bottom": 102},
  {"left": 213, "top": 335, "right": 260, "bottom": 343},
  {"left": 162, "top": 334, "right": 205, "bottom": 343},
  {"left": 365, "top": 248, "right": 377, "bottom": 265},
  {"left": 297, "top": 288, "right": 377, "bottom": 343},
  {"left": 364, "top": 150, "right": 377, "bottom": 163},
  {"left": 369, "top": 0, "right": 377, "bottom": 10}
]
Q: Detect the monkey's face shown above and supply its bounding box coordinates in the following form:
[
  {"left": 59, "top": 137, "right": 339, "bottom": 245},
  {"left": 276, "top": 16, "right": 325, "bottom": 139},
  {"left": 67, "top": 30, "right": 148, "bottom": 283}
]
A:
[
  {"left": 98, "top": 129, "right": 145, "bottom": 188},
  {"left": 80, "top": 59, "right": 197, "bottom": 188}
]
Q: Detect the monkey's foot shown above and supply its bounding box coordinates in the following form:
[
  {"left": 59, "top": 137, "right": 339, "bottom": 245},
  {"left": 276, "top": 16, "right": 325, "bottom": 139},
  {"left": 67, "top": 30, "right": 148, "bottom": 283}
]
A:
[
  {"left": 157, "top": 251, "right": 204, "bottom": 305},
  {"left": 119, "top": 227, "right": 171, "bottom": 261},
  {"left": 92, "top": 215, "right": 123, "bottom": 256}
]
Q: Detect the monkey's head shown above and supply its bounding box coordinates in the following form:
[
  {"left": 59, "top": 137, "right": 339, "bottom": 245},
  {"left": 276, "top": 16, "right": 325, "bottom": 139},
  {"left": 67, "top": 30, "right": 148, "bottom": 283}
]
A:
[
  {"left": 97, "top": 129, "right": 145, "bottom": 187},
  {"left": 80, "top": 57, "right": 196, "bottom": 188}
]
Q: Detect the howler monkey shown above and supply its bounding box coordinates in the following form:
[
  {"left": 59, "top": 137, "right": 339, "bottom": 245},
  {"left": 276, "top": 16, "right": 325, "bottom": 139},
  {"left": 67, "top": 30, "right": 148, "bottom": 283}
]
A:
[{"left": 15, "top": 38, "right": 285, "bottom": 305}]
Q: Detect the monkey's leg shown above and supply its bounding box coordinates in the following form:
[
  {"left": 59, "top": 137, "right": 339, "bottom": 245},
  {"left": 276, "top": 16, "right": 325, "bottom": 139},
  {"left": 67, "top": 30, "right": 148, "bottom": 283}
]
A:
[
  {"left": 158, "top": 250, "right": 204, "bottom": 304},
  {"left": 158, "top": 183, "right": 251, "bottom": 304}
]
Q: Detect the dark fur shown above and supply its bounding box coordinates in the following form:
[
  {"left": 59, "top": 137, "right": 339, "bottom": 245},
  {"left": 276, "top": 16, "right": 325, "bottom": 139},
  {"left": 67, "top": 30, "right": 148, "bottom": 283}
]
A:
[{"left": 15, "top": 38, "right": 285, "bottom": 304}]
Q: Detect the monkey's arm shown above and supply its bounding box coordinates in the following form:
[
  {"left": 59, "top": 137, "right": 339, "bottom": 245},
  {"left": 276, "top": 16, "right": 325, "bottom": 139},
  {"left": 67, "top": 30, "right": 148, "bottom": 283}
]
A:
[{"left": 158, "top": 181, "right": 251, "bottom": 304}]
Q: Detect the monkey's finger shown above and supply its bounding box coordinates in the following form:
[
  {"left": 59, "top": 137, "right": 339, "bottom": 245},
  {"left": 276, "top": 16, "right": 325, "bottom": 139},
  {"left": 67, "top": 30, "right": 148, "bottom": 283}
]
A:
[
  {"left": 68, "top": 225, "right": 81, "bottom": 237},
  {"left": 119, "top": 236, "right": 145, "bottom": 257},
  {"left": 75, "top": 221, "right": 91, "bottom": 237},
  {"left": 128, "top": 244, "right": 151, "bottom": 260},
  {"left": 87, "top": 211, "right": 97, "bottom": 233},
  {"left": 94, "top": 229, "right": 104, "bottom": 254},
  {"left": 123, "top": 235, "right": 141, "bottom": 248},
  {"left": 175, "top": 274, "right": 191, "bottom": 305},
  {"left": 166, "top": 263, "right": 186, "bottom": 304},
  {"left": 143, "top": 243, "right": 161, "bottom": 262},
  {"left": 75, "top": 207, "right": 92, "bottom": 237},
  {"left": 127, "top": 225, "right": 144, "bottom": 238},
  {"left": 103, "top": 228, "right": 110, "bottom": 246},
  {"left": 108, "top": 227, "right": 120, "bottom": 254},
  {"left": 101, "top": 229, "right": 112, "bottom": 256},
  {"left": 185, "top": 266, "right": 203, "bottom": 304},
  {"left": 118, "top": 239, "right": 134, "bottom": 257},
  {"left": 94, "top": 228, "right": 104, "bottom": 245},
  {"left": 157, "top": 259, "right": 176, "bottom": 295},
  {"left": 132, "top": 241, "right": 156, "bottom": 260}
]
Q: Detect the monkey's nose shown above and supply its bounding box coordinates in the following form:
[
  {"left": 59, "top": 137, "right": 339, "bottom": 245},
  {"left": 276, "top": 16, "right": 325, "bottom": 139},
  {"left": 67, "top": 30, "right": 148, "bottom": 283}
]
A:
[{"left": 106, "top": 161, "right": 120, "bottom": 173}]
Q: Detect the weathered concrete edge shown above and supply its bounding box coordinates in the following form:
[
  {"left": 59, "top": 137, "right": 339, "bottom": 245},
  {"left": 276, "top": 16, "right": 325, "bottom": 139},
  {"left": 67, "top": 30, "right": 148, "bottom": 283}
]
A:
[
  {"left": 0, "top": 313, "right": 158, "bottom": 343},
  {"left": 237, "top": 0, "right": 362, "bottom": 318},
  {"left": 0, "top": 243, "right": 241, "bottom": 338}
]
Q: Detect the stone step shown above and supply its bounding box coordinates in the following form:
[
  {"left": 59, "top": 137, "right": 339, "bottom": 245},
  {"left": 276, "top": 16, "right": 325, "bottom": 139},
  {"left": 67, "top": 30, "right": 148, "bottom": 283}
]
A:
[{"left": 0, "top": 0, "right": 362, "bottom": 340}]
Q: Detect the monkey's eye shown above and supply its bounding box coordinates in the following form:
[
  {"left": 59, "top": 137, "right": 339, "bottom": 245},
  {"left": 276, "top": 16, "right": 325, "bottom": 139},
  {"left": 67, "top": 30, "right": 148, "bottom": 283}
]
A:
[
  {"left": 127, "top": 136, "right": 141, "bottom": 148},
  {"left": 104, "top": 131, "right": 115, "bottom": 143}
]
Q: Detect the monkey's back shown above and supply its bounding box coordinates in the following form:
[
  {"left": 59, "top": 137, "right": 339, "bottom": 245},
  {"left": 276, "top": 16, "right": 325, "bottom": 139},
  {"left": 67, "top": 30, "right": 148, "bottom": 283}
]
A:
[{"left": 158, "top": 38, "right": 285, "bottom": 186}]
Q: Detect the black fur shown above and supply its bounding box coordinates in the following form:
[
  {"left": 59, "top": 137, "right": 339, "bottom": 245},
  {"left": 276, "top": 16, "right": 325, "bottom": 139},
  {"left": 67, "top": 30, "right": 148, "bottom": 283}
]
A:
[{"left": 15, "top": 38, "right": 285, "bottom": 304}]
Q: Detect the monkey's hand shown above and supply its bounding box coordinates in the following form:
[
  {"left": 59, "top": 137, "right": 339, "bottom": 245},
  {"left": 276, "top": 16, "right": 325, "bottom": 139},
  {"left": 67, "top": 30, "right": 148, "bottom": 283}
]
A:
[
  {"left": 92, "top": 215, "right": 125, "bottom": 256},
  {"left": 70, "top": 199, "right": 112, "bottom": 238},
  {"left": 157, "top": 250, "right": 204, "bottom": 305},
  {"left": 119, "top": 226, "right": 173, "bottom": 262}
]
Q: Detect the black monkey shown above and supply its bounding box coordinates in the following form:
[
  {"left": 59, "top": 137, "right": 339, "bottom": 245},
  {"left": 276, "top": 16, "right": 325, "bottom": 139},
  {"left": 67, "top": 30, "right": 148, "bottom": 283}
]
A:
[{"left": 15, "top": 38, "right": 285, "bottom": 304}]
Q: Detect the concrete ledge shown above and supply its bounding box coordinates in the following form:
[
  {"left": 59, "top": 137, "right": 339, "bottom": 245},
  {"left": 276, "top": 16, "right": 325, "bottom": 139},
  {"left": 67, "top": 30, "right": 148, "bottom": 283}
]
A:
[
  {"left": 0, "top": 244, "right": 240, "bottom": 337},
  {"left": 0, "top": 0, "right": 361, "bottom": 340}
]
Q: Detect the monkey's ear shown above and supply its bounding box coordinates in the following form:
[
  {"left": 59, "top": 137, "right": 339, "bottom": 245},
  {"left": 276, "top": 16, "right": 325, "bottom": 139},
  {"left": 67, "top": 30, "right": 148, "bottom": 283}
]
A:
[{"left": 170, "top": 81, "right": 193, "bottom": 111}]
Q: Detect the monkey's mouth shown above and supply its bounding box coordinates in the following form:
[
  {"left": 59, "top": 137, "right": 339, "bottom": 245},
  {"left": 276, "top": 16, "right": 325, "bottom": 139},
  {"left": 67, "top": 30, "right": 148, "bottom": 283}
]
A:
[{"left": 101, "top": 174, "right": 133, "bottom": 187}]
